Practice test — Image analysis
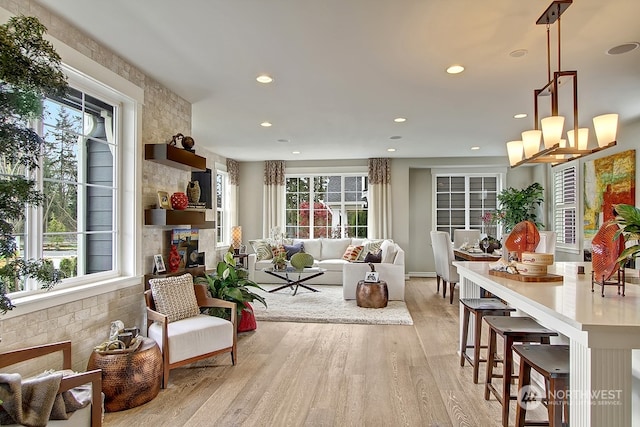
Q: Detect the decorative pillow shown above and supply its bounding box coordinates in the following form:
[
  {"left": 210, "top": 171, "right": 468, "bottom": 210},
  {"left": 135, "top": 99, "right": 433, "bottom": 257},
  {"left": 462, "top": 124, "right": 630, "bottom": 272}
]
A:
[
  {"left": 284, "top": 242, "right": 304, "bottom": 259},
  {"left": 364, "top": 250, "right": 382, "bottom": 263},
  {"left": 342, "top": 245, "right": 364, "bottom": 261},
  {"left": 380, "top": 240, "right": 397, "bottom": 263},
  {"left": 149, "top": 274, "right": 199, "bottom": 323},
  {"left": 249, "top": 239, "right": 273, "bottom": 261},
  {"left": 357, "top": 239, "right": 385, "bottom": 261},
  {"left": 271, "top": 244, "right": 287, "bottom": 259}
]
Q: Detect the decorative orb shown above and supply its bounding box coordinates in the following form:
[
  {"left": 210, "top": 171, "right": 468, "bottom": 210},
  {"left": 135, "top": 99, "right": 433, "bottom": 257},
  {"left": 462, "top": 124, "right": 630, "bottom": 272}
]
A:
[
  {"left": 290, "top": 252, "right": 314, "bottom": 270},
  {"left": 170, "top": 192, "right": 189, "bottom": 210},
  {"left": 182, "top": 136, "right": 195, "bottom": 151}
]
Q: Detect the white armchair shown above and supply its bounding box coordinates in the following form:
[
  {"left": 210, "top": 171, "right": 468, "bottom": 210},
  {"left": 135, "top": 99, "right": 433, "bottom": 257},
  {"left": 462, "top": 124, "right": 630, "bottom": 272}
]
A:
[{"left": 431, "top": 231, "right": 459, "bottom": 304}]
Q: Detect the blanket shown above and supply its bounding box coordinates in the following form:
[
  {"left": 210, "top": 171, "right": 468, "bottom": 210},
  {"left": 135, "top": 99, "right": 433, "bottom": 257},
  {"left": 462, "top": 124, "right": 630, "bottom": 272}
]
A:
[{"left": 0, "top": 370, "right": 92, "bottom": 426}]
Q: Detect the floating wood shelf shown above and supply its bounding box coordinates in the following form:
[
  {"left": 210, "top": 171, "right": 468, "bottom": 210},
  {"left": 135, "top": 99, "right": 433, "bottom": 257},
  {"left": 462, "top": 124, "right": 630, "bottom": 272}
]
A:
[
  {"left": 144, "top": 209, "right": 215, "bottom": 228},
  {"left": 144, "top": 144, "right": 206, "bottom": 171}
]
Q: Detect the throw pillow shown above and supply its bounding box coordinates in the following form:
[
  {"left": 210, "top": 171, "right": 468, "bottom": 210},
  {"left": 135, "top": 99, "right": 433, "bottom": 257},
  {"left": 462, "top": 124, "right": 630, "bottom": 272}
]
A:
[
  {"left": 342, "top": 245, "right": 364, "bottom": 262},
  {"left": 364, "top": 250, "right": 382, "bottom": 263},
  {"left": 271, "top": 244, "right": 287, "bottom": 259},
  {"left": 380, "top": 240, "right": 397, "bottom": 263},
  {"left": 149, "top": 273, "right": 199, "bottom": 323},
  {"left": 357, "top": 239, "right": 385, "bottom": 261},
  {"left": 283, "top": 242, "right": 304, "bottom": 259},
  {"left": 249, "top": 239, "right": 273, "bottom": 261}
]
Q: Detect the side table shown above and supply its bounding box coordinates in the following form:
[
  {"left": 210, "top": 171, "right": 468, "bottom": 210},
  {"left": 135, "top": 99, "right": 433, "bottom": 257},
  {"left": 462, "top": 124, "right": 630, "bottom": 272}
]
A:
[{"left": 87, "top": 336, "right": 162, "bottom": 412}]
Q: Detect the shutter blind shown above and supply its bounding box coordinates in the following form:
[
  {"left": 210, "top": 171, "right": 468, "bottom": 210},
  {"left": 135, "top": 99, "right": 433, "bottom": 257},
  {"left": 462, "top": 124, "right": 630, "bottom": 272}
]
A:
[{"left": 553, "top": 166, "right": 577, "bottom": 245}]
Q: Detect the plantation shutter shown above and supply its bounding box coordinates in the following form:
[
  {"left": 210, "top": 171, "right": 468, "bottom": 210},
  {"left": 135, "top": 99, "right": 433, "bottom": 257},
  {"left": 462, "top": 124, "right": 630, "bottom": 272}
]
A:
[{"left": 553, "top": 166, "right": 577, "bottom": 246}]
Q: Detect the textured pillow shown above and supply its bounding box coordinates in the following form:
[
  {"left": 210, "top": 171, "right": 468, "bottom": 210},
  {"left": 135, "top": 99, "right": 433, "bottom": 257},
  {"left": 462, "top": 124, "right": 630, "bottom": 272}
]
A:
[
  {"left": 357, "top": 239, "right": 385, "bottom": 261},
  {"left": 284, "top": 242, "right": 304, "bottom": 259},
  {"left": 364, "top": 250, "right": 382, "bottom": 263},
  {"left": 271, "top": 244, "right": 287, "bottom": 259},
  {"left": 249, "top": 239, "right": 273, "bottom": 261},
  {"left": 149, "top": 274, "right": 199, "bottom": 323},
  {"left": 342, "top": 245, "right": 364, "bottom": 261}
]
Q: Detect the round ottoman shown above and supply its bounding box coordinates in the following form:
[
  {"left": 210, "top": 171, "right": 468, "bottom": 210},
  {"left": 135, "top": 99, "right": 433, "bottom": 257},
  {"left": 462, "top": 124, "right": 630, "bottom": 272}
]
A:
[
  {"left": 87, "top": 336, "right": 162, "bottom": 412},
  {"left": 356, "top": 280, "right": 389, "bottom": 308}
]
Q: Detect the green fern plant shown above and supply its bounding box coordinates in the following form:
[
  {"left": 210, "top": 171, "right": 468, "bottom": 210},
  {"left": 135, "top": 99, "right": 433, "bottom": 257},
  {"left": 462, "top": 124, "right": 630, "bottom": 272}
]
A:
[{"left": 613, "top": 204, "right": 640, "bottom": 267}]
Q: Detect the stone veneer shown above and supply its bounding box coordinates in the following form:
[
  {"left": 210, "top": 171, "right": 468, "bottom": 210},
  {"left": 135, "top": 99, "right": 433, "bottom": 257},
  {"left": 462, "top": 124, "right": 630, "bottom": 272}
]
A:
[{"left": 0, "top": 0, "right": 218, "bottom": 372}]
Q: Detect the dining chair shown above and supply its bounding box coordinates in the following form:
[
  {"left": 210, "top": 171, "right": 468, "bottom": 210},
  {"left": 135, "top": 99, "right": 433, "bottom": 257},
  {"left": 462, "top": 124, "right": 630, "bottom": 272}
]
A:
[
  {"left": 431, "top": 230, "right": 460, "bottom": 303},
  {"left": 453, "top": 229, "right": 481, "bottom": 249},
  {"left": 535, "top": 230, "right": 557, "bottom": 254},
  {"left": 430, "top": 231, "right": 443, "bottom": 294}
]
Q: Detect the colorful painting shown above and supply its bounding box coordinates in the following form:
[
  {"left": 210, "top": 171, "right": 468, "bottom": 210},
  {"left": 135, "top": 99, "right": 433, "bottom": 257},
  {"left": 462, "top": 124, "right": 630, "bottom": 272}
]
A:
[{"left": 584, "top": 149, "right": 635, "bottom": 240}]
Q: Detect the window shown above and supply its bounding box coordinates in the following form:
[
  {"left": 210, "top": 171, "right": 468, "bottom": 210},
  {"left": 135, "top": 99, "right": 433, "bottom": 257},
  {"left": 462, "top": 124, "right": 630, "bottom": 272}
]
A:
[
  {"left": 216, "top": 170, "right": 228, "bottom": 244},
  {"left": 285, "top": 174, "right": 368, "bottom": 239},
  {"left": 5, "top": 86, "right": 118, "bottom": 294},
  {"left": 552, "top": 165, "right": 577, "bottom": 248},
  {"left": 434, "top": 174, "right": 502, "bottom": 237}
]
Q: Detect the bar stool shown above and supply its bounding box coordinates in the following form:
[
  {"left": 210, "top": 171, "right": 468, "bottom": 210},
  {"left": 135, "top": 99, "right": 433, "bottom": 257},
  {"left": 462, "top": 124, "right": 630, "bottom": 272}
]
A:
[
  {"left": 460, "top": 298, "right": 516, "bottom": 383},
  {"left": 512, "top": 344, "right": 569, "bottom": 427},
  {"left": 484, "top": 316, "right": 558, "bottom": 427}
]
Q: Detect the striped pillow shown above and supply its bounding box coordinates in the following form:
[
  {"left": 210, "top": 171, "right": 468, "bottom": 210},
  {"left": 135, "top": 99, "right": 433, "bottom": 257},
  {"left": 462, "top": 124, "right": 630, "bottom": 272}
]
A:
[
  {"left": 357, "top": 239, "right": 385, "bottom": 261},
  {"left": 342, "top": 245, "right": 364, "bottom": 262},
  {"left": 249, "top": 239, "right": 273, "bottom": 261}
]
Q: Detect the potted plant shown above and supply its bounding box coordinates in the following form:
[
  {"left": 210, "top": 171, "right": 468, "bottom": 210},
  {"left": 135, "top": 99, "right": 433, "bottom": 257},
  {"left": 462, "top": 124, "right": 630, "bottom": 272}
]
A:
[
  {"left": 0, "top": 15, "right": 68, "bottom": 314},
  {"left": 493, "top": 182, "right": 545, "bottom": 232},
  {"left": 613, "top": 204, "right": 640, "bottom": 267},
  {"left": 272, "top": 252, "right": 287, "bottom": 271},
  {"left": 194, "top": 252, "right": 267, "bottom": 331}
]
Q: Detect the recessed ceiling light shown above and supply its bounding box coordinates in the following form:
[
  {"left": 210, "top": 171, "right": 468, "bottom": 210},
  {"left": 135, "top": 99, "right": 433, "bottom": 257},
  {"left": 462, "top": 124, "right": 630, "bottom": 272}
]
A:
[
  {"left": 446, "top": 65, "right": 465, "bottom": 74},
  {"left": 606, "top": 42, "right": 639, "bottom": 55},
  {"left": 389, "top": 135, "right": 402, "bottom": 140},
  {"left": 509, "top": 49, "right": 528, "bottom": 58},
  {"left": 471, "top": 146, "right": 480, "bottom": 150},
  {"left": 394, "top": 117, "right": 406, "bottom": 123},
  {"left": 256, "top": 74, "right": 273, "bottom": 83},
  {"left": 387, "top": 148, "right": 396, "bottom": 152},
  {"left": 514, "top": 113, "right": 528, "bottom": 119},
  {"left": 277, "top": 139, "right": 289, "bottom": 143},
  {"left": 260, "top": 121, "right": 272, "bottom": 127},
  {"left": 292, "top": 151, "right": 300, "bottom": 154}
]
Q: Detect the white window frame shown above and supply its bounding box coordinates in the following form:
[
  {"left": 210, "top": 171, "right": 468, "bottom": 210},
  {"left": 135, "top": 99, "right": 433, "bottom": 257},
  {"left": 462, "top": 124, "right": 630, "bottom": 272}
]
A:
[
  {"left": 215, "top": 169, "right": 230, "bottom": 246},
  {"left": 552, "top": 164, "right": 579, "bottom": 253}
]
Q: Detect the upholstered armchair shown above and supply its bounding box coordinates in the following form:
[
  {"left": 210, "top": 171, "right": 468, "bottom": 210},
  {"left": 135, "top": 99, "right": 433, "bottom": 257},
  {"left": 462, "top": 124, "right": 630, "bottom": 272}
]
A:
[
  {"left": 0, "top": 341, "right": 102, "bottom": 427},
  {"left": 145, "top": 273, "right": 237, "bottom": 388}
]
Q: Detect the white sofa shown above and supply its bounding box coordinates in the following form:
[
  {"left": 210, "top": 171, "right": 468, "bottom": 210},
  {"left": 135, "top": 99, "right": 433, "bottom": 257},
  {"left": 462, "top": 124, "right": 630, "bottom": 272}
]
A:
[{"left": 247, "top": 238, "right": 405, "bottom": 300}]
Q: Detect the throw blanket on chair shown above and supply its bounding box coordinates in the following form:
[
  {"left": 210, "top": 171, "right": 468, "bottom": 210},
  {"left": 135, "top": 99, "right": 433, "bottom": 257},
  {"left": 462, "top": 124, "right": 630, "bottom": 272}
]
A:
[{"left": 0, "top": 370, "right": 92, "bottom": 426}]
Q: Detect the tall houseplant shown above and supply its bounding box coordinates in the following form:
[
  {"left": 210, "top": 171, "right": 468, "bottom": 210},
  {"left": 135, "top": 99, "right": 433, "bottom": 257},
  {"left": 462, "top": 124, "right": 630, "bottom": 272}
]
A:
[
  {"left": 494, "top": 182, "right": 545, "bottom": 232},
  {"left": 0, "top": 16, "right": 68, "bottom": 313}
]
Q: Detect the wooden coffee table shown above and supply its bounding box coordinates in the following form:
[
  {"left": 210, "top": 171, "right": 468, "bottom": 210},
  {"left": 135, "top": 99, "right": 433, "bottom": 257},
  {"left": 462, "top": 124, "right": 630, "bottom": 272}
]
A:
[{"left": 263, "top": 267, "right": 326, "bottom": 295}]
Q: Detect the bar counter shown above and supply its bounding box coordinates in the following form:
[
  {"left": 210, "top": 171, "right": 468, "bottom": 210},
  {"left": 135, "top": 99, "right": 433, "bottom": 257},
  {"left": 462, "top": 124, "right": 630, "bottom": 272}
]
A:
[{"left": 454, "top": 261, "right": 640, "bottom": 426}]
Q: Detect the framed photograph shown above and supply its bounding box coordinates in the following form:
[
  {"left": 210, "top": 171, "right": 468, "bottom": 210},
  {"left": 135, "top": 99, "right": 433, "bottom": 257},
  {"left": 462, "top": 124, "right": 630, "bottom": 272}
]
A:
[
  {"left": 364, "top": 271, "right": 379, "bottom": 283},
  {"left": 157, "top": 191, "right": 172, "bottom": 209},
  {"left": 153, "top": 254, "right": 166, "bottom": 273}
]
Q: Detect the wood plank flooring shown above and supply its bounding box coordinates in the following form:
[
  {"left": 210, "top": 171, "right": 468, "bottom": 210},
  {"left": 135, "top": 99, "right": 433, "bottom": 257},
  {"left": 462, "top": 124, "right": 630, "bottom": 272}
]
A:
[{"left": 104, "top": 278, "right": 545, "bottom": 426}]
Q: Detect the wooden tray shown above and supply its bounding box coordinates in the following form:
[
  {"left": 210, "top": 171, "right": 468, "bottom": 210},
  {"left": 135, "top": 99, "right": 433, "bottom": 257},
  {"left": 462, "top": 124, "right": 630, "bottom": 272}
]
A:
[{"left": 489, "top": 269, "right": 563, "bottom": 282}]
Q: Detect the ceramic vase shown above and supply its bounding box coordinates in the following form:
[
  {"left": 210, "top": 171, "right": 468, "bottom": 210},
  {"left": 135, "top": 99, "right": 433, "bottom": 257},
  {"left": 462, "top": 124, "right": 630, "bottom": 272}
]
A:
[
  {"left": 186, "top": 181, "right": 201, "bottom": 203},
  {"left": 170, "top": 192, "right": 189, "bottom": 210},
  {"left": 168, "top": 245, "right": 181, "bottom": 272}
]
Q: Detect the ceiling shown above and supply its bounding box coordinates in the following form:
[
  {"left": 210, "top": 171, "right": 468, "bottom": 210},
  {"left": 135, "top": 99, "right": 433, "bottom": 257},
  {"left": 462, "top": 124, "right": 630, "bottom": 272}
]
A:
[{"left": 34, "top": 0, "right": 640, "bottom": 162}]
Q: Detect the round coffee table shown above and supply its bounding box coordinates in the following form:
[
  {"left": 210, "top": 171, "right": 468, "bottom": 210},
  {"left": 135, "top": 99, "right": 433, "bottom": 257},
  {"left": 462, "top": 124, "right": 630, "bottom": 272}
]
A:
[{"left": 87, "top": 336, "right": 162, "bottom": 412}]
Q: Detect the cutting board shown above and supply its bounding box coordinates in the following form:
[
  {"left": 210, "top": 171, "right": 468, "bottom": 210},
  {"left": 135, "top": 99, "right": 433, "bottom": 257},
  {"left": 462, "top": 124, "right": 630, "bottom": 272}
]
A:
[{"left": 489, "top": 269, "right": 563, "bottom": 282}]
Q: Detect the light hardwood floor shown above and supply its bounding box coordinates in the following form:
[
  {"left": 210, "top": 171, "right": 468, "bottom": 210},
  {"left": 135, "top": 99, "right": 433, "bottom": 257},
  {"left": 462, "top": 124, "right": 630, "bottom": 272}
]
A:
[{"left": 104, "top": 278, "right": 544, "bottom": 426}]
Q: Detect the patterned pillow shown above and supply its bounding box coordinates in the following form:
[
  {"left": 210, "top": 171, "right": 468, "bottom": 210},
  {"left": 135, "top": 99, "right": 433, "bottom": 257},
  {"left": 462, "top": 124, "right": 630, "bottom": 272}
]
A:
[
  {"left": 357, "top": 239, "right": 385, "bottom": 261},
  {"left": 149, "top": 274, "right": 200, "bottom": 323},
  {"left": 342, "top": 245, "right": 364, "bottom": 262},
  {"left": 271, "top": 244, "right": 287, "bottom": 259},
  {"left": 249, "top": 239, "right": 273, "bottom": 261}
]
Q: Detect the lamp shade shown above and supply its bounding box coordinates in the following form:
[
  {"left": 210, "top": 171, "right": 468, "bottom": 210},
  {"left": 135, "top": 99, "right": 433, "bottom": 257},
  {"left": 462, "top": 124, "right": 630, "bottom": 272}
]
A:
[
  {"left": 567, "top": 128, "right": 589, "bottom": 150},
  {"left": 522, "top": 130, "right": 542, "bottom": 158},
  {"left": 593, "top": 114, "right": 618, "bottom": 147},
  {"left": 541, "top": 116, "right": 565, "bottom": 148},
  {"left": 231, "top": 226, "right": 242, "bottom": 249},
  {"left": 506, "top": 140, "right": 524, "bottom": 166}
]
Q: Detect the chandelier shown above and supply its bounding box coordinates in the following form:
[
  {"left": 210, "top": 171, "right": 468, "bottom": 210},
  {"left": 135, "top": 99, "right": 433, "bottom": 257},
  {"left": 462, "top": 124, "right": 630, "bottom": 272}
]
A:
[{"left": 506, "top": 0, "right": 618, "bottom": 168}]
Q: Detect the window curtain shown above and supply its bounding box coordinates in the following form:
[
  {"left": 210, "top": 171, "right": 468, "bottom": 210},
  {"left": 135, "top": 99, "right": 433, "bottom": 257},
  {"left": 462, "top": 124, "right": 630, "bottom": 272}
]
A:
[
  {"left": 227, "top": 158, "right": 239, "bottom": 227},
  {"left": 368, "top": 158, "right": 392, "bottom": 239},
  {"left": 263, "top": 160, "right": 285, "bottom": 238}
]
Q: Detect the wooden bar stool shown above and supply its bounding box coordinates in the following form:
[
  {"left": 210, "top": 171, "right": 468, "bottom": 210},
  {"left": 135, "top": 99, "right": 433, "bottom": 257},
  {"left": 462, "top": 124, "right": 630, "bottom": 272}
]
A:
[
  {"left": 484, "top": 316, "right": 558, "bottom": 427},
  {"left": 460, "top": 298, "right": 516, "bottom": 383},
  {"left": 512, "top": 344, "right": 570, "bottom": 427}
]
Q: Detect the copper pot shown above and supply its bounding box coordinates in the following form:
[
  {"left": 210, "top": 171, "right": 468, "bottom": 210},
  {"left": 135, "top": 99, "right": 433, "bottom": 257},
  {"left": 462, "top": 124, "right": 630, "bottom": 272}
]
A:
[{"left": 356, "top": 280, "right": 388, "bottom": 308}]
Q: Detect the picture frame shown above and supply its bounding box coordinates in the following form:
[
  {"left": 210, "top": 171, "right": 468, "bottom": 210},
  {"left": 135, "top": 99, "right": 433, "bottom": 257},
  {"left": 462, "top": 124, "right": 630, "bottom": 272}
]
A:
[
  {"left": 364, "top": 271, "right": 379, "bottom": 283},
  {"left": 153, "top": 254, "right": 166, "bottom": 274},
  {"left": 157, "top": 191, "right": 172, "bottom": 209}
]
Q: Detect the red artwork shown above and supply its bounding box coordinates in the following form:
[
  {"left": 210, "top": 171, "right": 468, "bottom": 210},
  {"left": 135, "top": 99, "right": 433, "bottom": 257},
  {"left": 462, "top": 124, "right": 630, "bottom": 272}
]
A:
[{"left": 168, "top": 244, "right": 181, "bottom": 272}]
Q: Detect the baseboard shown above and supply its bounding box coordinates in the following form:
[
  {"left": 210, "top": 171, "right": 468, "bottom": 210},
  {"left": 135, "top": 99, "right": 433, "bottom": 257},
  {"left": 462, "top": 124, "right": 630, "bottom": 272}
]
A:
[{"left": 408, "top": 272, "right": 436, "bottom": 278}]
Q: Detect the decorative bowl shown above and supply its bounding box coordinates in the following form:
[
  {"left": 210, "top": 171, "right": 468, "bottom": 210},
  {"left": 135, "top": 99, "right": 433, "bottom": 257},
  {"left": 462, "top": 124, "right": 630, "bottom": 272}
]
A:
[{"left": 521, "top": 252, "right": 554, "bottom": 265}]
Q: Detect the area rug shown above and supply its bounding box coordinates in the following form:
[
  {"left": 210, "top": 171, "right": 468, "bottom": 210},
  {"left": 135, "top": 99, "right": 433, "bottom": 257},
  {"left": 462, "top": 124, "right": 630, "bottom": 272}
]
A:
[{"left": 252, "top": 284, "right": 413, "bottom": 325}]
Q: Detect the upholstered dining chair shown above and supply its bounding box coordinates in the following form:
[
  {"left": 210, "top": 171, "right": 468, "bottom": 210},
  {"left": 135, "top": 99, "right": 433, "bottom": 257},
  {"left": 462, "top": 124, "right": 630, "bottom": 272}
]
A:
[
  {"left": 145, "top": 273, "right": 237, "bottom": 388},
  {"left": 453, "top": 229, "right": 481, "bottom": 250},
  {"left": 430, "top": 231, "right": 444, "bottom": 294},
  {"left": 431, "top": 231, "right": 460, "bottom": 304},
  {"left": 0, "top": 341, "right": 103, "bottom": 427},
  {"left": 535, "top": 230, "right": 557, "bottom": 254}
]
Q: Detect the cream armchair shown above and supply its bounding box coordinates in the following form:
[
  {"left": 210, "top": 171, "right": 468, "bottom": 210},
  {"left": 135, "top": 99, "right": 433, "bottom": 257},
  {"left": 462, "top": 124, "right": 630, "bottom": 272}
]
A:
[{"left": 145, "top": 273, "right": 237, "bottom": 388}]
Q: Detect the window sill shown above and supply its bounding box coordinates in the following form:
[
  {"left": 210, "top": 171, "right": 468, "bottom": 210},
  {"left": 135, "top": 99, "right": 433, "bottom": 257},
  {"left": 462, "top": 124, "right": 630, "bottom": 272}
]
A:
[{"left": 2, "top": 275, "right": 141, "bottom": 320}]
